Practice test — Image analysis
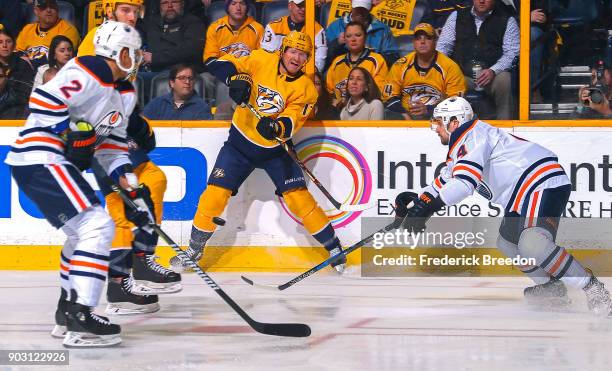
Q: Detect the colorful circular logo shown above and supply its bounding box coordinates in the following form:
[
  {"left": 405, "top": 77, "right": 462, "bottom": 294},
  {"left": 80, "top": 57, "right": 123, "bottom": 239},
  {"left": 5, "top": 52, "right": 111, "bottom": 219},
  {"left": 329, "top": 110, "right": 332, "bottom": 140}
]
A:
[{"left": 279, "top": 135, "right": 372, "bottom": 228}]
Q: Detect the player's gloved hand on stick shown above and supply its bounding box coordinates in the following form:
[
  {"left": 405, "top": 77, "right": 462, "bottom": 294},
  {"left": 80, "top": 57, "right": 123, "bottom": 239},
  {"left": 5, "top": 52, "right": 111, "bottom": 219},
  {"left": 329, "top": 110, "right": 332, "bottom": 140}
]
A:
[
  {"left": 228, "top": 73, "right": 252, "bottom": 105},
  {"left": 256, "top": 117, "right": 281, "bottom": 140},
  {"left": 393, "top": 191, "right": 419, "bottom": 228},
  {"left": 124, "top": 183, "right": 156, "bottom": 228},
  {"left": 402, "top": 192, "right": 445, "bottom": 232},
  {"left": 65, "top": 121, "right": 96, "bottom": 171}
]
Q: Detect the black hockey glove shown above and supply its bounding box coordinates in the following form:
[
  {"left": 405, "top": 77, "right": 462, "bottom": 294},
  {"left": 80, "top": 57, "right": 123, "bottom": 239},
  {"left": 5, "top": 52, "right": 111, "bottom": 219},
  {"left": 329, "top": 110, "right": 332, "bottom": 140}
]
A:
[
  {"left": 126, "top": 110, "right": 155, "bottom": 152},
  {"left": 402, "top": 192, "right": 445, "bottom": 232},
  {"left": 228, "top": 73, "right": 252, "bottom": 105},
  {"left": 256, "top": 117, "right": 281, "bottom": 140},
  {"left": 65, "top": 121, "right": 96, "bottom": 171},
  {"left": 393, "top": 191, "right": 419, "bottom": 228},
  {"left": 124, "top": 184, "right": 156, "bottom": 228}
]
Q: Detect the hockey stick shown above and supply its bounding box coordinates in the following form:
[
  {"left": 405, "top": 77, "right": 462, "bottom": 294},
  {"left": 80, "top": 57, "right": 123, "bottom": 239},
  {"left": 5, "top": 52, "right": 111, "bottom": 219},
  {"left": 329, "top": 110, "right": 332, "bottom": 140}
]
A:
[
  {"left": 110, "top": 183, "right": 311, "bottom": 338},
  {"left": 240, "top": 217, "right": 404, "bottom": 291},
  {"left": 244, "top": 102, "right": 373, "bottom": 212}
]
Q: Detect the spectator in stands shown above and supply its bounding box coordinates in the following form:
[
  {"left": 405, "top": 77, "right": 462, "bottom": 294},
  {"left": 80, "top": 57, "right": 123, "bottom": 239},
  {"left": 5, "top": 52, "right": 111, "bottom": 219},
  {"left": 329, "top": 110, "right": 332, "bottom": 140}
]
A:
[
  {"left": 421, "top": 0, "right": 471, "bottom": 33},
  {"left": 0, "top": 64, "right": 28, "bottom": 119},
  {"left": 313, "top": 70, "right": 339, "bottom": 120},
  {"left": 260, "top": 0, "right": 327, "bottom": 72},
  {"left": 79, "top": 0, "right": 144, "bottom": 57},
  {"left": 0, "top": 0, "right": 25, "bottom": 38},
  {"left": 141, "top": 0, "right": 206, "bottom": 72},
  {"left": 202, "top": 0, "right": 263, "bottom": 98},
  {"left": 145, "top": 0, "right": 208, "bottom": 22},
  {"left": 0, "top": 26, "right": 35, "bottom": 104},
  {"left": 339, "top": 66, "right": 384, "bottom": 120},
  {"left": 326, "top": 21, "right": 388, "bottom": 107},
  {"left": 436, "top": 0, "right": 518, "bottom": 119},
  {"left": 384, "top": 23, "right": 465, "bottom": 120},
  {"left": 326, "top": 0, "right": 399, "bottom": 67},
  {"left": 33, "top": 35, "right": 73, "bottom": 89},
  {"left": 577, "top": 60, "right": 612, "bottom": 118},
  {"left": 15, "top": 0, "right": 80, "bottom": 68},
  {"left": 143, "top": 64, "right": 212, "bottom": 119},
  {"left": 530, "top": 0, "right": 549, "bottom": 102}
]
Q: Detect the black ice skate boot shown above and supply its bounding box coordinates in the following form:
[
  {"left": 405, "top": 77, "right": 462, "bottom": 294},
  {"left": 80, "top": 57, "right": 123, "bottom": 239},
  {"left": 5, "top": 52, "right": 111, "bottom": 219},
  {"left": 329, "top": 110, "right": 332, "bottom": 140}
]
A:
[
  {"left": 583, "top": 270, "right": 612, "bottom": 317},
  {"left": 63, "top": 291, "right": 121, "bottom": 348},
  {"left": 51, "top": 289, "right": 68, "bottom": 338},
  {"left": 327, "top": 238, "right": 347, "bottom": 274},
  {"left": 105, "top": 276, "right": 160, "bottom": 315},
  {"left": 524, "top": 279, "right": 571, "bottom": 309},
  {"left": 132, "top": 252, "right": 182, "bottom": 294},
  {"left": 169, "top": 226, "right": 212, "bottom": 272}
]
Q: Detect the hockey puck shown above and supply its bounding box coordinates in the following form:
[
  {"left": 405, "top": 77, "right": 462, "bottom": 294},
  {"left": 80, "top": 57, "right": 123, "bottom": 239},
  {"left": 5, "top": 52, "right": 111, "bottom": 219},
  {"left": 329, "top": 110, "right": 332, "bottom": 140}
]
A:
[{"left": 212, "top": 217, "right": 226, "bottom": 226}]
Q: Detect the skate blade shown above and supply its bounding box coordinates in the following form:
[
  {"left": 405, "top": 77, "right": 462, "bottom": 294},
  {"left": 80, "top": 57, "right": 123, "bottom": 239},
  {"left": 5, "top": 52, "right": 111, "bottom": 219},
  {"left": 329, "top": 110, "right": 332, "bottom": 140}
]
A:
[
  {"left": 132, "top": 281, "right": 183, "bottom": 295},
  {"left": 332, "top": 263, "right": 346, "bottom": 275},
  {"left": 62, "top": 332, "right": 122, "bottom": 348},
  {"left": 105, "top": 302, "right": 160, "bottom": 316},
  {"left": 51, "top": 325, "right": 66, "bottom": 339}
]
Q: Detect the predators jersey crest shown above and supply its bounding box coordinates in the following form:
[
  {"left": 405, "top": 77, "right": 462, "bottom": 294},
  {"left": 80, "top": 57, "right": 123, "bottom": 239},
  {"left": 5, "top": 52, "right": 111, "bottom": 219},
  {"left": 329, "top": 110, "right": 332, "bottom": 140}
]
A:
[
  {"left": 256, "top": 85, "right": 285, "bottom": 114},
  {"left": 26, "top": 45, "right": 50, "bottom": 61},
  {"left": 220, "top": 42, "right": 253, "bottom": 58},
  {"left": 401, "top": 84, "right": 442, "bottom": 106}
]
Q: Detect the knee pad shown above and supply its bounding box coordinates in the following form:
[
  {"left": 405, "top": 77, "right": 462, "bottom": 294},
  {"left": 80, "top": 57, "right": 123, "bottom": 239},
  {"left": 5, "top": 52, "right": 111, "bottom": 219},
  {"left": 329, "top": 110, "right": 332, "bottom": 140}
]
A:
[
  {"left": 282, "top": 188, "right": 329, "bottom": 234},
  {"left": 496, "top": 235, "right": 519, "bottom": 258},
  {"left": 70, "top": 205, "right": 115, "bottom": 255},
  {"left": 518, "top": 226, "right": 555, "bottom": 261},
  {"left": 193, "top": 185, "right": 232, "bottom": 231}
]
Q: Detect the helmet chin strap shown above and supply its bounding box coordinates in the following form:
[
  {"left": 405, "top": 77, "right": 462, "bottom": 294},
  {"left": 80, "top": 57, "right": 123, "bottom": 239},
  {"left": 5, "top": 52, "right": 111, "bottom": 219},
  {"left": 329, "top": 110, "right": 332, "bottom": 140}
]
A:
[{"left": 115, "top": 48, "right": 137, "bottom": 81}]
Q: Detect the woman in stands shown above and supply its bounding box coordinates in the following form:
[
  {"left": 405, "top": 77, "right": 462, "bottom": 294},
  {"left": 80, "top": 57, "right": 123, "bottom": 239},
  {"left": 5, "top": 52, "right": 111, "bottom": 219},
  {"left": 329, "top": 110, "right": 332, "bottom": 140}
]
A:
[
  {"left": 325, "top": 21, "right": 388, "bottom": 107},
  {"left": 32, "top": 35, "right": 74, "bottom": 88},
  {"left": 339, "top": 66, "right": 384, "bottom": 120},
  {"left": 313, "top": 70, "right": 339, "bottom": 120},
  {"left": 0, "top": 25, "right": 35, "bottom": 103}
]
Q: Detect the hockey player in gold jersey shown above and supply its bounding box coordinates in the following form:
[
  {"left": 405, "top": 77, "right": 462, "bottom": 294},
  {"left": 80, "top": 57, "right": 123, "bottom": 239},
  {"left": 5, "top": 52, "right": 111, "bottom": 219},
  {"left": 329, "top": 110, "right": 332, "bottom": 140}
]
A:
[
  {"left": 79, "top": 0, "right": 182, "bottom": 315},
  {"left": 171, "top": 31, "right": 348, "bottom": 274},
  {"left": 383, "top": 23, "right": 466, "bottom": 120}
]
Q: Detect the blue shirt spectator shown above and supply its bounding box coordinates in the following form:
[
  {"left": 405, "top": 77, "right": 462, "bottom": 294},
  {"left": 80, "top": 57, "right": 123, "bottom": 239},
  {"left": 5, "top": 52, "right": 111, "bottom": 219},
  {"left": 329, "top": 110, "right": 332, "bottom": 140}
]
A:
[
  {"left": 326, "top": 0, "right": 399, "bottom": 67},
  {"left": 143, "top": 64, "right": 213, "bottom": 120}
]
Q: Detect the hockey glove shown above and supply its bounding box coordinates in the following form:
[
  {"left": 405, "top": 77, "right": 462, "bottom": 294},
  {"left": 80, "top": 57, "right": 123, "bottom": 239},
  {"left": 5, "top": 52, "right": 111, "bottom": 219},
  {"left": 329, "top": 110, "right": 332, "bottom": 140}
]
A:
[
  {"left": 393, "top": 191, "right": 419, "bottom": 228},
  {"left": 402, "top": 192, "right": 445, "bottom": 232},
  {"left": 65, "top": 121, "right": 96, "bottom": 171},
  {"left": 126, "top": 110, "right": 155, "bottom": 152},
  {"left": 256, "top": 117, "right": 281, "bottom": 140},
  {"left": 228, "top": 73, "right": 252, "bottom": 105},
  {"left": 124, "top": 184, "right": 156, "bottom": 228}
]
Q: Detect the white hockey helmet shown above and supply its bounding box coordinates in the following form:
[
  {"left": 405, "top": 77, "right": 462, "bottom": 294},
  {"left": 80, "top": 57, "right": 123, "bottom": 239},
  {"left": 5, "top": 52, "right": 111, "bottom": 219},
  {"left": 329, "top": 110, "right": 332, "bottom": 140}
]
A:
[
  {"left": 94, "top": 20, "right": 142, "bottom": 80},
  {"left": 431, "top": 96, "right": 474, "bottom": 131}
]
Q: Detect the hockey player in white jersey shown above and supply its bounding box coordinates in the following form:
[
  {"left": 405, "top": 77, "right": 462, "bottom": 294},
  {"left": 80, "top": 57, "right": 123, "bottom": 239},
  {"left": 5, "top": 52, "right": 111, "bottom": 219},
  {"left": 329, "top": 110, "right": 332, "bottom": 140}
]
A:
[
  {"left": 394, "top": 96, "right": 612, "bottom": 316},
  {"left": 4, "top": 21, "right": 153, "bottom": 347}
]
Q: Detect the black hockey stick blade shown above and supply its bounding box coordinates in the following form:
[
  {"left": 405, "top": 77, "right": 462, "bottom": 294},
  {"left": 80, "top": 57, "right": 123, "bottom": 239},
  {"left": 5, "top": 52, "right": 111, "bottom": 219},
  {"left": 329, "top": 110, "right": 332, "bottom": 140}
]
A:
[{"left": 241, "top": 218, "right": 404, "bottom": 291}]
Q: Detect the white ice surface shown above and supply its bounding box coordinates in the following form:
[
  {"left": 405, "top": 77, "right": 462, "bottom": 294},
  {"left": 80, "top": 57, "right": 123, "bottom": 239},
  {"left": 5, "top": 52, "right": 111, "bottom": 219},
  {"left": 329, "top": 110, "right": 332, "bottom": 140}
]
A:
[{"left": 1, "top": 271, "right": 612, "bottom": 371}]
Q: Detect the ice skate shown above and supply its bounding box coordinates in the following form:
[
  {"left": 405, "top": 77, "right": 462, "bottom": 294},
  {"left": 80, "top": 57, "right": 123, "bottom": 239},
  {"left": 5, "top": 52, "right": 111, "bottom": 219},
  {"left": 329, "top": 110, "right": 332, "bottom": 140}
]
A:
[
  {"left": 51, "top": 290, "right": 68, "bottom": 338},
  {"left": 169, "top": 246, "right": 203, "bottom": 273},
  {"left": 329, "top": 247, "right": 346, "bottom": 274},
  {"left": 105, "top": 276, "right": 160, "bottom": 315},
  {"left": 63, "top": 302, "right": 121, "bottom": 348},
  {"left": 583, "top": 273, "right": 612, "bottom": 317},
  {"left": 524, "top": 279, "right": 571, "bottom": 309},
  {"left": 132, "top": 253, "right": 182, "bottom": 294}
]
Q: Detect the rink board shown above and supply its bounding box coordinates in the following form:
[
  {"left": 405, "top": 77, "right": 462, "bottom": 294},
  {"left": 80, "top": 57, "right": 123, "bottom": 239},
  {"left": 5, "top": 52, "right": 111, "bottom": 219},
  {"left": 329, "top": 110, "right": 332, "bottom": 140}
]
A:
[{"left": 1, "top": 122, "right": 612, "bottom": 272}]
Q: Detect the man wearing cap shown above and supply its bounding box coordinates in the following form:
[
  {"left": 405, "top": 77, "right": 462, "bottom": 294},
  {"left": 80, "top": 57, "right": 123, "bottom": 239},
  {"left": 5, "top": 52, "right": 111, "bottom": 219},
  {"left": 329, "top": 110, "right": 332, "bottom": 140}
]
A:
[
  {"left": 436, "top": 0, "right": 518, "bottom": 119},
  {"left": 384, "top": 23, "right": 465, "bottom": 120},
  {"left": 260, "top": 0, "right": 327, "bottom": 72},
  {"left": 141, "top": 0, "right": 205, "bottom": 72},
  {"left": 15, "top": 0, "right": 80, "bottom": 67},
  {"left": 325, "top": 0, "right": 398, "bottom": 67}
]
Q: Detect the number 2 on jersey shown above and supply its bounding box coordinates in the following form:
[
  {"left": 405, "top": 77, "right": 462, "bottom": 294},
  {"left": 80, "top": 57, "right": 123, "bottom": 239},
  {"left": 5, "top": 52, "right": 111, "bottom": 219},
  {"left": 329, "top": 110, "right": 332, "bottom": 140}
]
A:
[{"left": 59, "top": 80, "right": 83, "bottom": 99}]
